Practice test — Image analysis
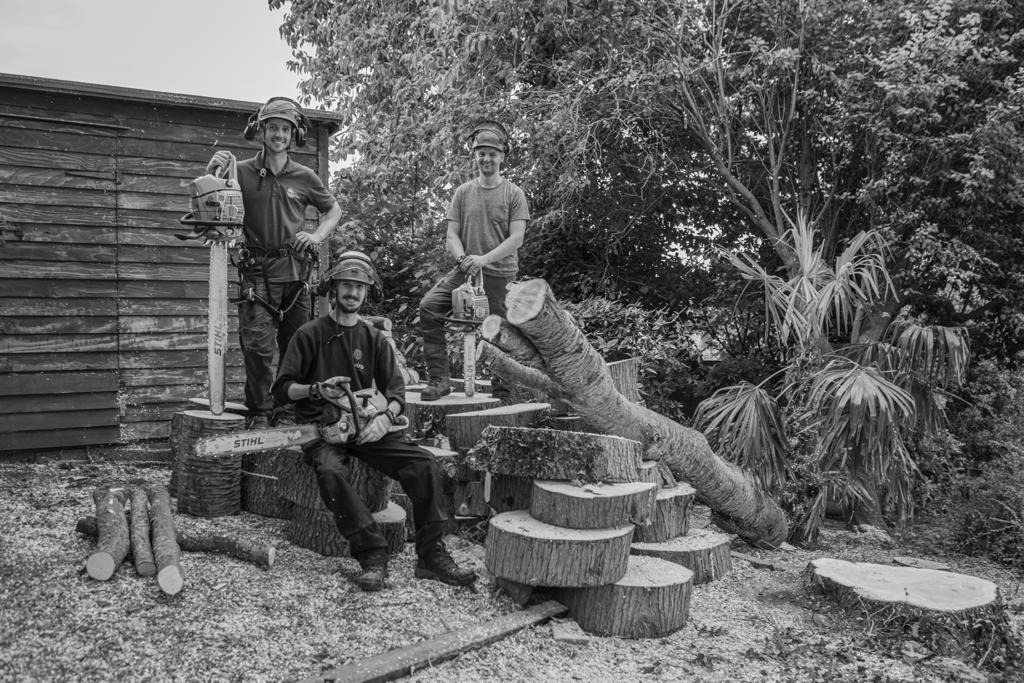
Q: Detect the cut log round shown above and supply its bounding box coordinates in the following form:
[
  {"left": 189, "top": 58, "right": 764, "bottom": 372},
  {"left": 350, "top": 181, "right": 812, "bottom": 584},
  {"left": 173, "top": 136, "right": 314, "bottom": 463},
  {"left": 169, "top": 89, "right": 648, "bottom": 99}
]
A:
[
  {"left": 807, "top": 558, "right": 1014, "bottom": 664},
  {"left": 499, "top": 279, "right": 788, "bottom": 547},
  {"left": 446, "top": 403, "right": 551, "bottom": 451},
  {"left": 168, "top": 409, "right": 246, "bottom": 495},
  {"left": 76, "top": 516, "right": 275, "bottom": 569},
  {"left": 630, "top": 526, "right": 733, "bottom": 584},
  {"left": 146, "top": 484, "right": 183, "bottom": 595},
  {"left": 808, "top": 558, "right": 999, "bottom": 612},
  {"left": 606, "top": 357, "right": 642, "bottom": 403},
  {"left": 529, "top": 480, "right": 656, "bottom": 530},
  {"left": 474, "top": 426, "right": 642, "bottom": 483},
  {"left": 404, "top": 392, "right": 500, "bottom": 436},
  {"left": 276, "top": 448, "right": 390, "bottom": 514},
  {"left": 286, "top": 502, "right": 407, "bottom": 557},
  {"left": 554, "top": 555, "right": 693, "bottom": 638},
  {"left": 129, "top": 487, "right": 156, "bottom": 577},
  {"left": 633, "top": 483, "right": 696, "bottom": 543},
  {"left": 240, "top": 449, "right": 289, "bottom": 519},
  {"left": 86, "top": 486, "right": 130, "bottom": 581},
  {"left": 488, "top": 474, "right": 533, "bottom": 513},
  {"left": 485, "top": 510, "right": 633, "bottom": 587}
]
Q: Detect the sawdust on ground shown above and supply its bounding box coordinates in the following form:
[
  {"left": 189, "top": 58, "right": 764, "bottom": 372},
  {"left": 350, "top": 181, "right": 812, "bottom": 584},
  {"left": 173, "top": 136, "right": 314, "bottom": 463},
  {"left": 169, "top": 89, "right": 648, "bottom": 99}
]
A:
[{"left": 0, "top": 460, "right": 1020, "bottom": 683}]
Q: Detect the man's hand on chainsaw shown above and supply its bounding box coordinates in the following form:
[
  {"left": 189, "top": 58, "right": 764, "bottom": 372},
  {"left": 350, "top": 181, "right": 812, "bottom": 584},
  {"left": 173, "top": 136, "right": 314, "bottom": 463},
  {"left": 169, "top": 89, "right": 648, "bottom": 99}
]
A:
[
  {"left": 309, "top": 376, "right": 350, "bottom": 402},
  {"left": 458, "top": 254, "right": 485, "bottom": 276},
  {"left": 206, "top": 151, "right": 236, "bottom": 176},
  {"left": 356, "top": 413, "right": 391, "bottom": 444},
  {"left": 291, "top": 231, "right": 321, "bottom": 252}
]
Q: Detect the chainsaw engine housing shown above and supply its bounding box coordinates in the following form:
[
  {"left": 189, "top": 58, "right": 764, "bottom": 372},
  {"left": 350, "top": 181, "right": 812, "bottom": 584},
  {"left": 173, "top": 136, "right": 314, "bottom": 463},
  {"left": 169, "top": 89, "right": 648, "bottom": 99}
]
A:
[{"left": 188, "top": 173, "right": 244, "bottom": 224}]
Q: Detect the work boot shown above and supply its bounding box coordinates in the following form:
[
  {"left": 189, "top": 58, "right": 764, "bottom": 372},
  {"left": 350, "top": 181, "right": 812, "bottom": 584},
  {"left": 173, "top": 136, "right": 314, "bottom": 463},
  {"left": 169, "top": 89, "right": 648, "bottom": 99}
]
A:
[
  {"left": 270, "top": 407, "right": 295, "bottom": 427},
  {"left": 415, "top": 542, "right": 477, "bottom": 587},
  {"left": 354, "top": 563, "right": 388, "bottom": 592},
  {"left": 420, "top": 377, "right": 451, "bottom": 402},
  {"left": 245, "top": 412, "right": 270, "bottom": 430}
]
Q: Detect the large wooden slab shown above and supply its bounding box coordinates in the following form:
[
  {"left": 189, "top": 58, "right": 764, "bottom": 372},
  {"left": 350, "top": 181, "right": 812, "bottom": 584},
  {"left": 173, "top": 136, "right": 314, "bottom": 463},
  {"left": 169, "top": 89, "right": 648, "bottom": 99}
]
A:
[
  {"left": 530, "top": 480, "right": 656, "bottom": 530},
  {"left": 474, "top": 426, "right": 643, "bottom": 483},
  {"left": 554, "top": 556, "right": 693, "bottom": 638},
  {"left": 486, "top": 510, "right": 634, "bottom": 587}
]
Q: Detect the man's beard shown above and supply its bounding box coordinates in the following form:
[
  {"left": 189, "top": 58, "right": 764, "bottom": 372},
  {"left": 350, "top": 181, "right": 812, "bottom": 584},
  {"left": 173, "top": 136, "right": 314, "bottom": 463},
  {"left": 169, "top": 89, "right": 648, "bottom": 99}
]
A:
[{"left": 335, "top": 297, "right": 362, "bottom": 314}]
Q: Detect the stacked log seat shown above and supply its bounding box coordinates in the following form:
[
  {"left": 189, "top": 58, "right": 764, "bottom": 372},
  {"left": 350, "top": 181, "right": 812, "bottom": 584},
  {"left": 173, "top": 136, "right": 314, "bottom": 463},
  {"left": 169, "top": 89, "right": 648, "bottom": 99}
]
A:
[
  {"left": 631, "top": 526, "right": 733, "bottom": 584},
  {"left": 277, "top": 447, "right": 394, "bottom": 557},
  {"left": 287, "top": 501, "right": 406, "bottom": 557},
  {"left": 276, "top": 448, "right": 390, "bottom": 514}
]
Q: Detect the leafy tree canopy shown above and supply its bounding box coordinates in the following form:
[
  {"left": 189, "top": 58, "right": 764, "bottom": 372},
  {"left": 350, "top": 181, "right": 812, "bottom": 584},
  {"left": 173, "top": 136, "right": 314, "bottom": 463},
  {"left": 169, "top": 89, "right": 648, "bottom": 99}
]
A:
[{"left": 275, "top": 0, "right": 1024, "bottom": 360}]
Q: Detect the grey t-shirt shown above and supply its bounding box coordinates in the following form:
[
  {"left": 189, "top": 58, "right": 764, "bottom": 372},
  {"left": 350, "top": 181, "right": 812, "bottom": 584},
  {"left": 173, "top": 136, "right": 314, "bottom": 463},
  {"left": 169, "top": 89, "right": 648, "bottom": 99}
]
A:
[{"left": 446, "top": 178, "right": 530, "bottom": 276}]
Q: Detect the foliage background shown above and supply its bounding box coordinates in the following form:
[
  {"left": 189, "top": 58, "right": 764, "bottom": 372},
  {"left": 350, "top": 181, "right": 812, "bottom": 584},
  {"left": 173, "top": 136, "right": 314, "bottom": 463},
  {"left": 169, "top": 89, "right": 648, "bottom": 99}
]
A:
[{"left": 274, "top": 0, "right": 1024, "bottom": 560}]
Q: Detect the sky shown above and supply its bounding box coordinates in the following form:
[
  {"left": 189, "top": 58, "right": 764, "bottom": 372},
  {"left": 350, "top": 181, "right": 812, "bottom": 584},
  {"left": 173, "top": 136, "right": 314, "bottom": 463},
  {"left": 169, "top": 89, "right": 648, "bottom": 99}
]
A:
[{"left": 0, "top": 0, "right": 302, "bottom": 104}]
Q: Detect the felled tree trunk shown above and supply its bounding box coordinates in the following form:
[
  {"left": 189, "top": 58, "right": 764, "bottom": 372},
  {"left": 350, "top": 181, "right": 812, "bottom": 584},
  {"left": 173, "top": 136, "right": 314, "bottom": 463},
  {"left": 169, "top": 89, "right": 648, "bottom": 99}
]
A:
[
  {"left": 129, "top": 487, "right": 156, "bottom": 577},
  {"left": 146, "top": 484, "right": 183, "bottom": 595},
  {"left": 487, "top": 279, "right": 787, "bottom": 547},
  {"left": 86, "top": 486, "right": 130, "bottom": 581},
  {"left": 76, "top": 516, "right": 276, "bottom": 569}
]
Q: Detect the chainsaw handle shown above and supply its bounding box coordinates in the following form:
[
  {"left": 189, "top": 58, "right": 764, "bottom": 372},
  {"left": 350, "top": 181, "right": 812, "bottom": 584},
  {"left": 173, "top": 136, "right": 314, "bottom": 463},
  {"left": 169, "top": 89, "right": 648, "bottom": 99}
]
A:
[
  {"left": 321, "top": 379, "right": 361, "bottom": 441},
  {"left": 207, "top": 151, "right": 238, "bottom": 181}
]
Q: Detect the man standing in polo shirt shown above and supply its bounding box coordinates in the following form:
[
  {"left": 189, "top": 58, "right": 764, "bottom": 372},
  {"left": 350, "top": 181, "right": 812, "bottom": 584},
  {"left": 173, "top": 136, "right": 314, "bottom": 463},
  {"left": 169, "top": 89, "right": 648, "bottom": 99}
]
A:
[{"left": 207, "top": 97, "right": 342, "bottom": 428}]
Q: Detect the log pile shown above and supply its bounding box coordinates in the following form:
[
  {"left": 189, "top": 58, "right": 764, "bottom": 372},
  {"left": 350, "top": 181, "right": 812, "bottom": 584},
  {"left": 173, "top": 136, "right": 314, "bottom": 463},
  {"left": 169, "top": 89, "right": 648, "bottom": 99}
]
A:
[
  {"left": 78, "top": 482, "right": 275, "bottom": 596},
  {"left": 475, "top": 419, "right": 713, "bottom": 637}
]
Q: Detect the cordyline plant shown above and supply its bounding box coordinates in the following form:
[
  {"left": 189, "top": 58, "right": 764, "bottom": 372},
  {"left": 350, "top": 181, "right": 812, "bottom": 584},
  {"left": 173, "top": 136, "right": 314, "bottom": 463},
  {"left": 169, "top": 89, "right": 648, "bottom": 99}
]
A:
[{"left": 695, "top": 216, "right": 970, "bottom": 545}]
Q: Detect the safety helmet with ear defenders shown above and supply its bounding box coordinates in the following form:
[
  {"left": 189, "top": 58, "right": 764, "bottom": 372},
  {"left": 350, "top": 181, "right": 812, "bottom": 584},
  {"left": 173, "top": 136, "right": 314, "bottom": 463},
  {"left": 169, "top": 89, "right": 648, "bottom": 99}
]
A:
[
  {"left": 469, "top": 119, "right": 510, "bottom": 155},
  {"left": 317, "top": 250, "right": 383, "bottom": 300},
  {"left": 243, "top": 97, "right": 309, "bottom": 147}
]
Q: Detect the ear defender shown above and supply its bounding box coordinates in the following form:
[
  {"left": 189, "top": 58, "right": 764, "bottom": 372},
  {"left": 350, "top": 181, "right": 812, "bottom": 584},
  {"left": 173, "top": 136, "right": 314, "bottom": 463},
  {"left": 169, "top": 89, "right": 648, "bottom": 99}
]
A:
[{"left": 243, "top": 97, "right": 309, "bottom": 147}]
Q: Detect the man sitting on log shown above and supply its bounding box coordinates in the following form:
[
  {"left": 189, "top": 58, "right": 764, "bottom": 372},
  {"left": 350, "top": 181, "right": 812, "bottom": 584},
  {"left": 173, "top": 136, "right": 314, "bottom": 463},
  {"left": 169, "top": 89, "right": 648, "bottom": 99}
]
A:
[{"left": 272, "top": 251, "right": 477, "bottom": 592}]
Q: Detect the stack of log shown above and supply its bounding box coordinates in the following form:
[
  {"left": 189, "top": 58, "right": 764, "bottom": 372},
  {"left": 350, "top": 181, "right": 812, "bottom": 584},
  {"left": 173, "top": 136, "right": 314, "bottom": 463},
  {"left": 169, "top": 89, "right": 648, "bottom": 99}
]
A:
[
  {"left": 472, "top": 426, "right": 707, "bottom": 638},
  {"left": 76, "top": 483, "right": 275, "bottom": 597}
]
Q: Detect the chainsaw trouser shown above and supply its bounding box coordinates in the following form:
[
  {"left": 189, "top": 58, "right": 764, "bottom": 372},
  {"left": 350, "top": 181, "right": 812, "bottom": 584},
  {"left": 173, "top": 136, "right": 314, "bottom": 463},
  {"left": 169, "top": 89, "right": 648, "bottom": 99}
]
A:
[
  {"left": 302, "top": 434, "right": 449, "bottom": 564},
  {"left": 238, "top": 280, "right": 311, "bottom": 417},
  {"left": 418, "top": 267, "right": 514, "bottom": 382}
]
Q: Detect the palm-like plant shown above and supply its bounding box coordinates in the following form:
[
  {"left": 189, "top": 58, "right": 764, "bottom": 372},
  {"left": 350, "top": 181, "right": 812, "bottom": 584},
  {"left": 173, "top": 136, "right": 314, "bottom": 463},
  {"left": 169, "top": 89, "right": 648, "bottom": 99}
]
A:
[{"left": 697, "top": 215, "right": 969, "bottom": 545}]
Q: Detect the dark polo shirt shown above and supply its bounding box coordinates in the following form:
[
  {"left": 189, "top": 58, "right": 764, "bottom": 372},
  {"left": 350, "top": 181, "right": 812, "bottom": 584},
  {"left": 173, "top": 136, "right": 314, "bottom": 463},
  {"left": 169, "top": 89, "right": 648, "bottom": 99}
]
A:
[{"left": 237, "top": 151, "right": 337, "bottom": 282}]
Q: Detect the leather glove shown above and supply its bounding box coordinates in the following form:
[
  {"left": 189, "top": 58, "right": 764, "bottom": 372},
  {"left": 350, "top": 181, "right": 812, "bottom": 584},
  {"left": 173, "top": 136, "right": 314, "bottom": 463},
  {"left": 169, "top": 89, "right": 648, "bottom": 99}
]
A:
[
  {"left": 356, "top": 413, "right": 391, "bottom": 444},
  {"left": 206, "top": 150, "right": 236, "bottom": 176},
  {"left": 309, "top": 376, "right": 349, "bottom": 401}
]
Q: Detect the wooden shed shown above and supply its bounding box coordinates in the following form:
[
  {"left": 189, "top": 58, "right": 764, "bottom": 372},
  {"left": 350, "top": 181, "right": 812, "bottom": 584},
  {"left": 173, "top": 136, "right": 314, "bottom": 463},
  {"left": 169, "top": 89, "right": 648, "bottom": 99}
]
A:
[{"left": 0, "top": 73, "right": 343, "bottom": 454}]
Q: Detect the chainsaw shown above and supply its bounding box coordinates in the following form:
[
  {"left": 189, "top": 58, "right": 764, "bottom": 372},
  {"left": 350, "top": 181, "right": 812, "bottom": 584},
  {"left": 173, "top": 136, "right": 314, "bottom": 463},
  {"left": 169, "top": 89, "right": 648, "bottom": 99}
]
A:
[
  {"left": 193, "top": 376, "right": 408, "bottom": 458},
  {"left": 449, "top": 271, "right": 489, "bottom": 397},
  {"left": 177, "top": 155, "right": 245, "bottom": 244}
]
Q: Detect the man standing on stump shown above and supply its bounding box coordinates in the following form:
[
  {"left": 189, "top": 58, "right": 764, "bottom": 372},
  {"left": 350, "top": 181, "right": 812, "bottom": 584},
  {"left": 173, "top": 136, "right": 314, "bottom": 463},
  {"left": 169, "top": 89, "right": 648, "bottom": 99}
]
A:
[
  {"left": 272, "top": 251, "right": 477, "bottom": 592},
  {"left": 418, "top": 120, "right": 530, "bottom": 401},
  {"left": 207, "top": 97, "right": 342, "bottom": 428}
]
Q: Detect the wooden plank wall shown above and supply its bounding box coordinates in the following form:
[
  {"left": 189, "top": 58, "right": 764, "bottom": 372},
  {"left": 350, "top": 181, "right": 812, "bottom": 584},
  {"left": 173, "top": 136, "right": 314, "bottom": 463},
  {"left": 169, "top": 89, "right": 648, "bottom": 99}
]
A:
[{"left": 0, "top": 87, "right": 328, "bottom": 452}]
